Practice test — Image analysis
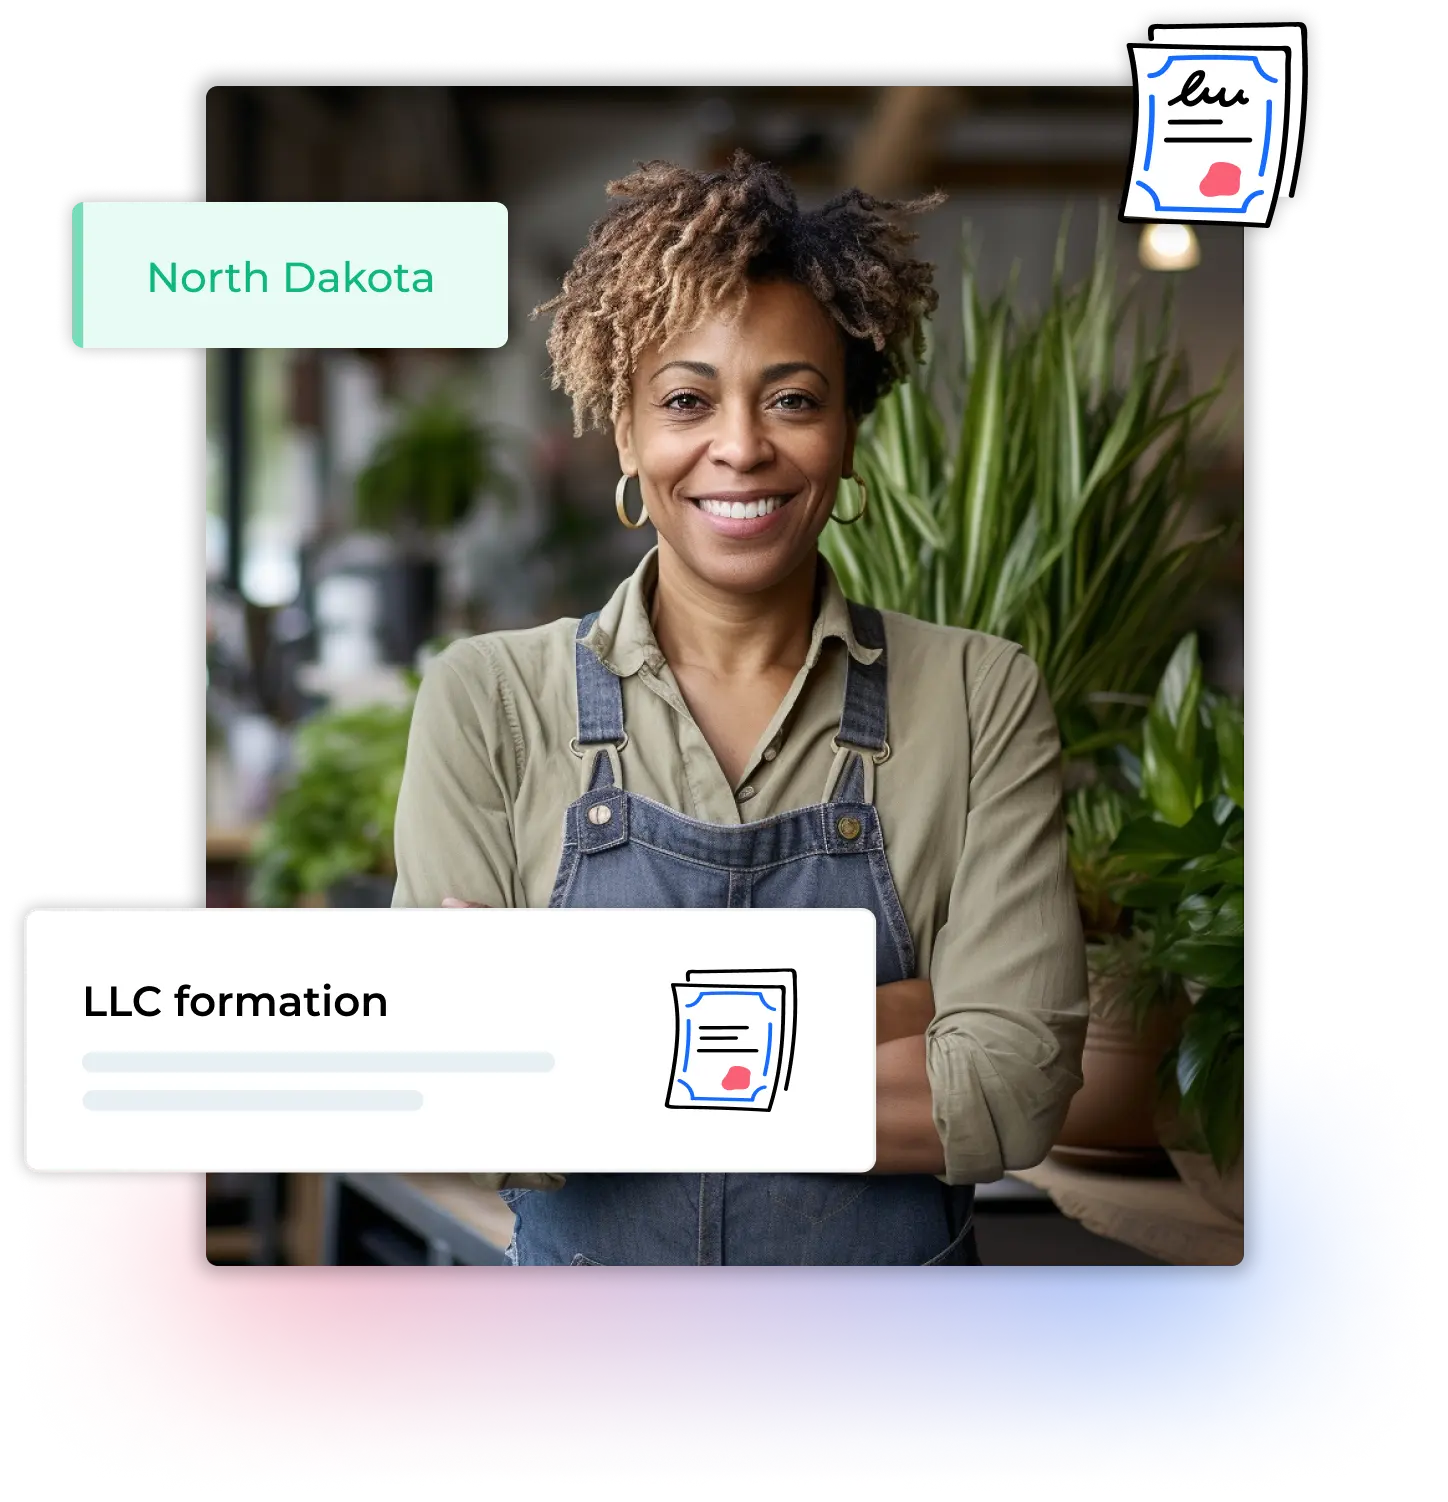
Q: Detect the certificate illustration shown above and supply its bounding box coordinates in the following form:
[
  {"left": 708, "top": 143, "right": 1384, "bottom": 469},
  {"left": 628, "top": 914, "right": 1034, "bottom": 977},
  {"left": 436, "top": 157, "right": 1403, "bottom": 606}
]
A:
[
  {"left": 1121, "top": 43, "right": 1291, "bottom": 226},
  {"left": 667, "top": 968, "right": 797, "bottom": 1112}
]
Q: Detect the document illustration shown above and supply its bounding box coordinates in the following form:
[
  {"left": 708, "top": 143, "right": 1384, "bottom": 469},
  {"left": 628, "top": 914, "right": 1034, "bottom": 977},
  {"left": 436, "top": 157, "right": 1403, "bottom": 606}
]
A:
[
  {"left": 687, "top": 966, "right": 798, "bottom": 1094},
  {"left": 1147, "top": 22, "right": 1308, "bottom": 198},
  {"left": 667, "top": 968, "right": 797, "bottom": 1112},
  {"left": 1121, "top": 42, "right": 1291, "bottom": 226}
]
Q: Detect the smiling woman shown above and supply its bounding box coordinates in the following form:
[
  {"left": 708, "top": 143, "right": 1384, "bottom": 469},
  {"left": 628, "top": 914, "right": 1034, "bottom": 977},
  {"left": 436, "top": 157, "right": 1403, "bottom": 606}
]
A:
[
  {"left": 619, "top": 279, "right": 858, "bottom": 591},
  {"left": 390, "top": 152, "right": 1090, "bottom": 1266}
]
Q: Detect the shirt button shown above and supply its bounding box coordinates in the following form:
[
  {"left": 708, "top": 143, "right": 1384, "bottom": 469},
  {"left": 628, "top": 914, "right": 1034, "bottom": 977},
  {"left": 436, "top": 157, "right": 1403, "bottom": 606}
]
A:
[
  {"left": 587, "top": 804, "right": 613, "bottom": 826},
  {"left": 738, "top": 786, "right": 756, "bottom": 802},
  {"left": 762, "top": 747, "right": 778, "bottom": 762},
  {"left": 837, "top": 815, "right": 862, "bottom": 840}
]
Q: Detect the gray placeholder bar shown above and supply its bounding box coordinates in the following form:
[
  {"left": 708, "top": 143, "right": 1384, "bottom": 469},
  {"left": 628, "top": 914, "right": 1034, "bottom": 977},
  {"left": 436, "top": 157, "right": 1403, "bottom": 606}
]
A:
[
  {"left": 83, "top": 1090, "right": 424, "bottom": 1111},
  {"left": 82, "top": 1051, "right": 555, "bottom": 1073}
]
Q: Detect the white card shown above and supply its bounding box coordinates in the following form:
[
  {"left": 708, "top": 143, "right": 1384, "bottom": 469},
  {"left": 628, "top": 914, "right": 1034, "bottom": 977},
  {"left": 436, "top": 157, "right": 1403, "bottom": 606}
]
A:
[
  {"left": 26, "top": 908, "right": 876, "bottom": 1171},
  {"left": 1122, "top": 43, "right": 1291, "bottom": 226}
]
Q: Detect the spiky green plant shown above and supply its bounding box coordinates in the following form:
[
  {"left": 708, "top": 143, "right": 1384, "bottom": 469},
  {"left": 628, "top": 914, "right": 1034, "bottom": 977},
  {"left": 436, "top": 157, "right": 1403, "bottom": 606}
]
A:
[{"left": 821, "top": 210, "right": 1235, "bottom": 755}]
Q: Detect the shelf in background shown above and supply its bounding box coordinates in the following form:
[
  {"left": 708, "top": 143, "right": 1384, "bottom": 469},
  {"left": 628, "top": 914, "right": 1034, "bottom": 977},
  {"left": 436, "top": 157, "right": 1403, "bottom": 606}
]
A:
[
  {"left": 327, "top": 1173, "right": 513, "bottom": 1265},
  {"left": 206, "top": 825, "right": 259, "bottom": 863},
  {"left": 204, "top": 1226, "right": 256, "bottom": 1263},
  {"left": 974, "top": 1175, "right": 1050, "bottom": 1202}
]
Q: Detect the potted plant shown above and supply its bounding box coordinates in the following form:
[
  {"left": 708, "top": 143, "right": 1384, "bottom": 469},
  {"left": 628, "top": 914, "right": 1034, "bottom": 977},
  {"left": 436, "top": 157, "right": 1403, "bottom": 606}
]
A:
[
  {"left": 247, "top": 692, "right": 415, "bottom": 908},
  {"left": 350, "top": 392, "right": 516, "bottom": 662},
  {"left": 1094, "top": 635, "right": 1244, "bottom": 1212},
  {"left": 1055, "top": 635, "right": 1243, "bottom": 1190},
  {"left": 816, "top": 213, "right": 1242, "bottom": 1183},
  {"left": 1055, "top": 777, "right": 1190, "bottom": 1171}
]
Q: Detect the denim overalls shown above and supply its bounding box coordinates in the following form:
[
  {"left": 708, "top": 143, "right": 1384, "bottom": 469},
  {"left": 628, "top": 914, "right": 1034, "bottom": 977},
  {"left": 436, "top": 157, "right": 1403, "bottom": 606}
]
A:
[{"left": 503, "top": 600, "right": 979, "bottom": 1265}]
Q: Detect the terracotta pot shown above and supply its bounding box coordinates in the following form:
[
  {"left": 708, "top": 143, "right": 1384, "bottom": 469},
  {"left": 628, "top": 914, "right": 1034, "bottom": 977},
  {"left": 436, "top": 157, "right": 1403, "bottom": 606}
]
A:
[{"left": 1052, "top": 974, "right": 1184, "bottom": 1173}]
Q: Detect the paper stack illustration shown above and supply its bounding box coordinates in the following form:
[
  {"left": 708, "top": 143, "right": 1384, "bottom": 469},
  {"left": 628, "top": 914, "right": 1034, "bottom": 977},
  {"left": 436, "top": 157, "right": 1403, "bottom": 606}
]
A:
[
  {"left": 667, "top": 968, "right": 797, "bottom": 1112},
  {"left": 1120, "top": 22, "right": 1308, "bottom": 227}
]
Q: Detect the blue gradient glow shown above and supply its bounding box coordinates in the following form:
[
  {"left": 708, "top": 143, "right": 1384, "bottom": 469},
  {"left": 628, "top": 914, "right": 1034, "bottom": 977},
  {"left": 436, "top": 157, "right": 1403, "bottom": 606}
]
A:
[{"left": 22, "top": 1033, "right": 1423, "bottom": 1477}]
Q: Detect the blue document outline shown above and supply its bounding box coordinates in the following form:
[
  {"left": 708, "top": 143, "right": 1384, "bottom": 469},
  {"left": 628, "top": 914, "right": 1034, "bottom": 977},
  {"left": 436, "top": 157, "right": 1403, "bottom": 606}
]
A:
[
  {"left": 1120, "top": 43, "right": 1291, "bottom": 226},
  {"left": 666, "top": 981, "right": 791, "bottom": 1112}
]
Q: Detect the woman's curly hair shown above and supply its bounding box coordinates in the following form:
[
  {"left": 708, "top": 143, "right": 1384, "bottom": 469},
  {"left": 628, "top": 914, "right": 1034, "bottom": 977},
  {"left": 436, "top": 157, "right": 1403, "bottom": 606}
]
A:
[{"left": 534, "top": 151, "right": 943, "bottom": 434}]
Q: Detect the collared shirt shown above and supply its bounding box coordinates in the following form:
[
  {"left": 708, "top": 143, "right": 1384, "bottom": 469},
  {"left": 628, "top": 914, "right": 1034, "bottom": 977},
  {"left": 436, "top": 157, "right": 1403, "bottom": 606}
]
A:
[{"left": 392, "top": 546, "right": 1088, "bottom": 1187}]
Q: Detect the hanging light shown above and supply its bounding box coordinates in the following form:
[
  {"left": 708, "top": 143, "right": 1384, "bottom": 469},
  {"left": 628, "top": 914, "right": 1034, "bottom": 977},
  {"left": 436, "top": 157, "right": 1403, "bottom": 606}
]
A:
[{"left": 1138, "top": 222, "right": 1201, "bottom": 271}]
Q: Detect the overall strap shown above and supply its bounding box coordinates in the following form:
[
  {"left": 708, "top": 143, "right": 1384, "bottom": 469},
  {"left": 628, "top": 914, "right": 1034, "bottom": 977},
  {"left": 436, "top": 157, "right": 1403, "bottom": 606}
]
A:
[
  {"left": 838, "top": 602, "right": 889, "bottom": 749},
  {"left": 573, "top": 611, "right": 626, "bottom": 792},
  {"left": 823, "top": 602, "right": 890, "bottom": 806}
]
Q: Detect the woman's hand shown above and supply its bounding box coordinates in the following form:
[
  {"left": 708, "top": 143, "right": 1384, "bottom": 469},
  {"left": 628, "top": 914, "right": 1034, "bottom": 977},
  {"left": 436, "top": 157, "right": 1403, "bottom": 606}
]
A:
[
  {"left": 441, "top": 898, "right": 490, "bottom": 908},
  {"left": 873, "top": 980, "right": 946, "bottom": 1173},
  {"left": 876, "top": 978, "right": 935, "bottom": 1044},
  {"left": 875, "top": 1035, "right": 947, "bottom": 1173}
]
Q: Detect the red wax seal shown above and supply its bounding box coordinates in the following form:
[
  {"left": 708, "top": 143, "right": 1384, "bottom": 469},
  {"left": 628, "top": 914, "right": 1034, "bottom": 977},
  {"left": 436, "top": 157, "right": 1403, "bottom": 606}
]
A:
[
  {"left": 721, "top": 1065, "right": 752, "bottom": 1091},
  {"left": 1199, "top": 162, "right": 1241, "bottom": 198}
]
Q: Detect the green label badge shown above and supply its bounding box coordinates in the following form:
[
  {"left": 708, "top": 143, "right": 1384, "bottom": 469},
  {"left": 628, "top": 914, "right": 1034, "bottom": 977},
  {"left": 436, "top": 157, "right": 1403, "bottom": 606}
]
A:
[{"left": 72, "top": 202, "right": 508, "bottom": 349}]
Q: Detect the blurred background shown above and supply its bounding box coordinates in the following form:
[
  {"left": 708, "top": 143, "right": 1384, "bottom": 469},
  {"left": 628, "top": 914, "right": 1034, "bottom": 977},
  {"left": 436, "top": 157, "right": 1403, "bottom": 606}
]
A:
[{"left": 202, "top": 86, "right": 1243, "bottom": 1268}]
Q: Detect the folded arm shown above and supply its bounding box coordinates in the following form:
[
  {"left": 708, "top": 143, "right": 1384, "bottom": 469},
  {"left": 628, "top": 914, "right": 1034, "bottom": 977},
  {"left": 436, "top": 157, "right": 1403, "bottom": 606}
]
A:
[{"left": 876, "top": 646, "right": 1088, "bottom": 1181}]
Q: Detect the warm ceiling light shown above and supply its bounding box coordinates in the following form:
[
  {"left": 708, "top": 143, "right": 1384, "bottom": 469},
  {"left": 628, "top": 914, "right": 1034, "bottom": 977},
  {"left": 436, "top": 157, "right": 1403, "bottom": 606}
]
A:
[{"left": 1139, "top": 222, "right": 1201, "bottom": 271}]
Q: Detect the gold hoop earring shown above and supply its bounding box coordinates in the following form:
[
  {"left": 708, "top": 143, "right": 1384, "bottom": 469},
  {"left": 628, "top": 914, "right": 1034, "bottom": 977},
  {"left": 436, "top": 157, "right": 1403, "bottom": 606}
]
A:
[
  {"left": 615, "top": 473, "right": 649, "bottom": 530},
  {"left": 832, "top": 475, "right": 868, "bottom": 525}
]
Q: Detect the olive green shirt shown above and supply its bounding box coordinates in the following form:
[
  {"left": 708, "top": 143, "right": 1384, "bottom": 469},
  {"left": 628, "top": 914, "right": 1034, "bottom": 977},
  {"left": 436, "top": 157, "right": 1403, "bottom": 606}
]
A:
[{"left": 392, "top": 546, "right": 1087, "bottom": 1187}]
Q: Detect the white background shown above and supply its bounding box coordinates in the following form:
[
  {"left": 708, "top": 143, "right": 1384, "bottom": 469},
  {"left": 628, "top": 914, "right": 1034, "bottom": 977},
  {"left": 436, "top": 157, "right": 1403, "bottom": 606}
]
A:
[
  {"left": 5, "top": 2, "right": 1441, "bottom": 1502},
  {"left": 26, "top": 909, "right": 874, "bottom": 1170}
]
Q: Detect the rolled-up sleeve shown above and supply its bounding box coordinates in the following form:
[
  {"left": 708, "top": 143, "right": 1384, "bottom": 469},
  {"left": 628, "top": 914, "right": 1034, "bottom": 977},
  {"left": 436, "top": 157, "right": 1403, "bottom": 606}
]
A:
[
  {"left": 925, "top": 643, "right": 1088, "bottom": 1184},
  {"left": 391, "top": 642, "right": 525, "bottom": 911}
]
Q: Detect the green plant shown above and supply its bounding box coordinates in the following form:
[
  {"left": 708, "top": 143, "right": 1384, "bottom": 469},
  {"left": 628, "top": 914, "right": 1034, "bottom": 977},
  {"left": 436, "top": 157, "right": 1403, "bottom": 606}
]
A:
[
  {"left": 356, "top": 393, "right": 515, "bottom": 533},
  {"left": 1065, "top": 779, "right": 1134, "bottom": 942},
  {"left": 248, "top": 695, "right": 415, "bottom": 907},
  {"left": 1099, "top": 635, "right": 1244, "bottom": 1172},
  {"left": 820, "top": 210, "right": 1235, "bottom": 755}
]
